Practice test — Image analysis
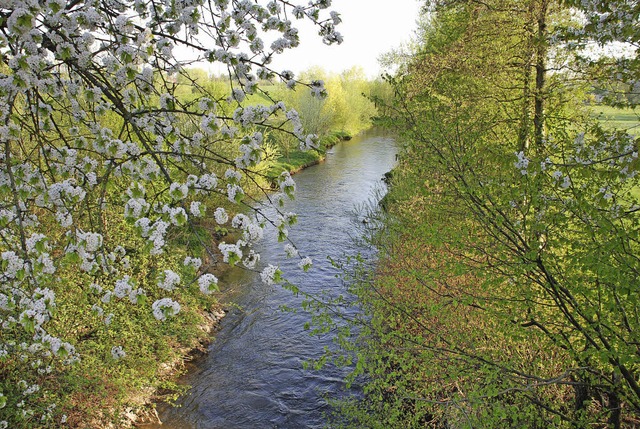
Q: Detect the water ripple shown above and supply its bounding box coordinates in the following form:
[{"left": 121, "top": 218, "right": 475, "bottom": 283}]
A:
[{"left": 153, "top": 129, "right": 397, "bottom": 428}]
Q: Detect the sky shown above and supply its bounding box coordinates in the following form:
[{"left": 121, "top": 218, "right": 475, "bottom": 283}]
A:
[
  {"left": 188, "top": 0, "right": 423, "bottom": 78},
  {"left": 270, "top": 0, "right": 423, "bottom": 77}
]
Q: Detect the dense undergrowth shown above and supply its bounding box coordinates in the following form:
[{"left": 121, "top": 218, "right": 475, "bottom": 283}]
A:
[{"left": 323, "top": 1, "right": 640, "bottom": 427}]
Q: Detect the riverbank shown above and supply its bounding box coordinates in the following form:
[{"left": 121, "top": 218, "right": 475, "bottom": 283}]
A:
[
  {"left": 112, "top": 308, "right": 227, "bottom": 428},
  {"left": 265, "top": 130, "right": 353, "bottom": 185}
]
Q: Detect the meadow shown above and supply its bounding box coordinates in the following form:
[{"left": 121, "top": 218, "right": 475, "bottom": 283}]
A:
[{"left": 592, "top": 105, "right": 640, "bottom": 134}]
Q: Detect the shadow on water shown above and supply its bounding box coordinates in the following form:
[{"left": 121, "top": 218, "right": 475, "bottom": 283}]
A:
[{"left": 149, "top": 128, "right": 398, "bottom": 428}]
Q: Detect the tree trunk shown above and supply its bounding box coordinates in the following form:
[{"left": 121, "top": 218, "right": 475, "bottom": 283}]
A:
[{"left": 533, "top": 0, "right": 548, "bottom": 149}]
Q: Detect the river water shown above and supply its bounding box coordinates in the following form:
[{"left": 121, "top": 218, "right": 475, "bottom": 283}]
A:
[{"left": 152, "top": 129, "right": 397, "bottom": 428}]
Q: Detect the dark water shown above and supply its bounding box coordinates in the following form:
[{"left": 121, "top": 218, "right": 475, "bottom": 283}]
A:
[{"left": 152, "top": 129, "right": 397, "bottom": 428}]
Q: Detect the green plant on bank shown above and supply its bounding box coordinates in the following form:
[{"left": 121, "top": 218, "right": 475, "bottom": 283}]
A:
[
  {"left": 0, "top": 183, "right": 220, "bottom": 426},
  {"left": 303, "top": 0, "right": 640, "bottom": 428},
  {"left": 262, "top": 131, "right": 352, "bottom": 183},
  {"left": 254, "top": 66, "right": 383, "bottom": 182}
]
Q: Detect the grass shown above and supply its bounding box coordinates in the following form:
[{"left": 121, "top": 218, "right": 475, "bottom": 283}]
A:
[
  {"left": 264, "top": 130, "right": 352, "bottom": 184},
  {"left": 590, "top": 104, "right": 640, "bottom": 200},
  {"left": 591, "top": 105, "right": 640, "bottom": 135}
]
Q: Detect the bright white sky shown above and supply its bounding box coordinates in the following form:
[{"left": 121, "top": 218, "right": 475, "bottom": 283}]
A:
[
  {"left": 270, "top": 0, "right": 422, "bottom": 77},
  {"left": 188, "top": 1, "right": 422, "bottom": 78}
]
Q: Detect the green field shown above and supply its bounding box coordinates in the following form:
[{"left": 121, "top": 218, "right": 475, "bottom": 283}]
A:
[{"left": 592, "top": 105, "right": 640, "bottom": 134}]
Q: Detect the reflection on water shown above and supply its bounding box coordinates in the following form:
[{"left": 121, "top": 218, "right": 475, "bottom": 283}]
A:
[{"left": 151, "top": 128, "right": 397, "bottom": 428}]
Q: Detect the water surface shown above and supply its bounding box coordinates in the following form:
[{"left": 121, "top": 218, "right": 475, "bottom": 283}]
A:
[{"left": 154, "top": 129, "right": 397, "bottom": 428}]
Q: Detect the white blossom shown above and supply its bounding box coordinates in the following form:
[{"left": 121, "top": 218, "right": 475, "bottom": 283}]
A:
[
  {"left": 260, "top": 265, "right": 281, "bottom": 285},
  {"left": 114, "top": 276, "right": 133, "bottom": 299},
  {"left": 197, "top": 173, "right": 218, "bottom": 192},
  {"left": 190, "top": 201, "right": 204, "bottom": 217},
  {"left": 111, "top": 346, "right": 126, "bottom": 360},
  {"left": 104, "top": 313, "right": 114, "bottom": 326},
  {"left": 218, "top": 242, "right": 242, "bottom": 265},
  {"left": 184, "top": 256, "right": 202, "bottom": 271},
  {"left": 157, "top": 270, "right": 181, "bottom": 291},
  {"left": 169, "top": 182, "right": 189, "bottom": 200},
  {"left": 514, "top": 151, "right": 530, "bottom": 175},
  {"left": 284, "top": 244, "right": 298, "bottom": 258},
  {"left": 152, "top": 298, "right": 181, "bottom": 321},
  {"left": 214, "top": 207, "right": 229, "bottom": 224},
  {"left": 227, "top": 183, "right": 244, "bottom": 203},
  {"left": 242, "top": 250, "right": 260, "bottom": 269},
  {"left": 198, "top": 274, "right": 219, "bottom": 294},
  {"left": 298, "top": 256, "right": 312, "bottom": 271},
  {"left": 279, "top": 172, "right": 296, "bottom": 198},
  {"left": 91, "top": 305, "right": 103, "bottom": 317}
]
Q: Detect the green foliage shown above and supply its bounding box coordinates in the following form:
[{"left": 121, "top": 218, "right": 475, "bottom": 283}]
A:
[
  {"left": 321, "top": 0, "right": 640, "bottom": 427},
  {"left": 276, "top": 66, "right": 379, "bottom": 136},
  {"left": 0, "top": 189, "right": 220, "bottom": 426}
]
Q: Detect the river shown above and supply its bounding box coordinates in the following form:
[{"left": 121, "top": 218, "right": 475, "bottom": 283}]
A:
[{"left": 151, "top": 128, "right": 397, "bottom": 428}]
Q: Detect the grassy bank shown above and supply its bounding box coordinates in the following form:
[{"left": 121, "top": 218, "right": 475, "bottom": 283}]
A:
[
  {"left": 332, "top": 154, "right": 574, "bottom": 428},
  {"left": 591, "top": 104, "right": 640, "bottom": 134},
  {"left": 264, "top": 130, "right": 353, "bottom": 184},
  {"left": 330, "top": 96, "right": 640, "bottom": 429},
  {"left": 0, "top": 206, "right": 228, "bottom": 428}
]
